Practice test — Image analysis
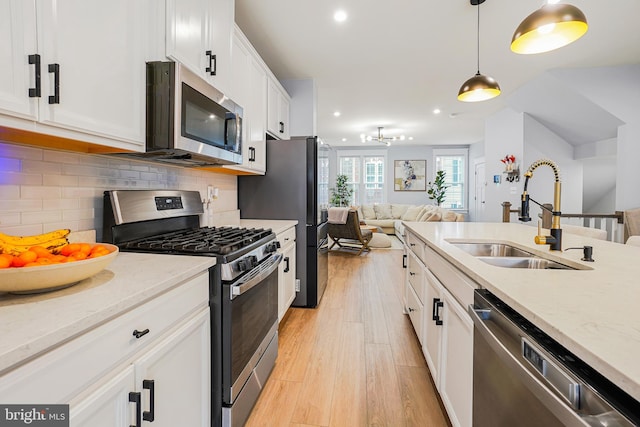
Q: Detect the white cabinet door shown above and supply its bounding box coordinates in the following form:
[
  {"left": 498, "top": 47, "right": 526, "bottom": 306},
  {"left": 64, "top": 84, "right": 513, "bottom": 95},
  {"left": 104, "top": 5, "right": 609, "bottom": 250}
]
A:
[
  {"left": 439, "top": 289, "right": 474, "bottom": 427},
  {"left": 36, "top": 0, "right": 147, "bottom": 147},
  {"left": 70, "top": 365, "right": 136, "bottom": 427},
  {"left": 278, "top": 241, "right": 297, "bottom": 321},
  {"left": 134, "top": 309, "right": 211, "bottom": 427},
  {"left": 423, "top": 267, "right": 443, "bottom": 388},
  {"left": 266, "top": 77, "right": 290, "bottom": 140},
  {"left": 166, "top": 0, "right": 233, "bottom": 95},
  {"left": 405, "top": 280, "right": 424, "bottom": 345},
  {"left": 223, "top": 28, "right": 266, "bottom": 175},
  {"left": 0, "top": 0, "right": 38, "bottom": 121}
]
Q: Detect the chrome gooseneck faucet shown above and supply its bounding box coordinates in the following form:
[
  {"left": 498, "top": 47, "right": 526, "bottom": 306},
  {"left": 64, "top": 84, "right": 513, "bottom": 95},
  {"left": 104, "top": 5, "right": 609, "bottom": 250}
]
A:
[{"left": 518, "top": 159, "right": 562, "bottom": 251}]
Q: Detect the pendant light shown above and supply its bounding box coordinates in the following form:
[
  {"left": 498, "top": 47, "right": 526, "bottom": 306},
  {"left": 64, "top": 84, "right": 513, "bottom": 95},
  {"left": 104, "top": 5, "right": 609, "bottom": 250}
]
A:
[
  {"left": 511, "top": 3, "right": 588, "bottom": 54},
  {"left": 458, "top": 0, "right": 501, "bottom": 102}
]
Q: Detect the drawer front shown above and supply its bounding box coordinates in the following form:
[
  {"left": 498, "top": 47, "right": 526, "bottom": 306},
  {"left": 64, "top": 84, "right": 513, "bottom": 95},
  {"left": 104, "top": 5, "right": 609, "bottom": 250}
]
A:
[
  {"left": 405, "top": 231, "right": 426, "bottom": 263},
  {"left": 424, "top": 246, "right": 477, "bottom": 308},
  {"left": 406, "top": 281, "right": 424, "bottom": 345},
  {"left": 276, "top": 226, "right": 296, "bottom": 249},
  {"left": 0, "top": 271, "right": 209, "bottom": 404},
  {"left": 407, "top": 251, "right": 425, "bottom": 303}
]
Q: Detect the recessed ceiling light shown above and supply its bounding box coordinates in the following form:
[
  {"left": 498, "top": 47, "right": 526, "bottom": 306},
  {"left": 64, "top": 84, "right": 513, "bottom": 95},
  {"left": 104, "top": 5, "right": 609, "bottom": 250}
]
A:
[
  {"left": 334, "top": 10, "right": 347, "bottom": 22},
  {"left": 333, "top": 111, "right": 341, "bottom": 117},
  {"left": 433, "top": 108, "right": 441, "bottom": 115},
  {"left": 409, "top": 137, "right": 414, "bottom": 140},
  {"left": 341, "top": 138, "right": 347, "bottom": 142}
]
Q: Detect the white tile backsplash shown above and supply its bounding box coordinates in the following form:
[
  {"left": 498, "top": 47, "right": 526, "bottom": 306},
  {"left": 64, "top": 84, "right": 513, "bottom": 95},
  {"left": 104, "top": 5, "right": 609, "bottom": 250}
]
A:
[{"left": 0, "top": 141, "right": 238, "bottom": 239}]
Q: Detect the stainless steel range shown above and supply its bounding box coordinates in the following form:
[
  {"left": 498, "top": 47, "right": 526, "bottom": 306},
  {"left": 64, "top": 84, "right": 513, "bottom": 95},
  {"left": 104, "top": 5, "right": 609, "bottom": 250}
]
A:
[{"left": 102, "top": 189, "right": 281, "bottom": 427}]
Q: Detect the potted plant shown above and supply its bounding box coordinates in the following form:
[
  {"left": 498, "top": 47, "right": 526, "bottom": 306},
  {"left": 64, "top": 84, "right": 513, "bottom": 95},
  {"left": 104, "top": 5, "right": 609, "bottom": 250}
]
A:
[
  {"left": 330, "top": 174, "right": 353, "bottom": 207},
  {"left": 427, "top": 170, "right": 448, "bottom": 206}
]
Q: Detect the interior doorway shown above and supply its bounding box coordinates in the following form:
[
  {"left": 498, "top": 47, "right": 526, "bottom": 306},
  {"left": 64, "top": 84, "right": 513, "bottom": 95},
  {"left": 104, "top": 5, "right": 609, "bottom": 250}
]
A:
[{"left": 474, "top": 160, "right": 486, "bottom": 222}]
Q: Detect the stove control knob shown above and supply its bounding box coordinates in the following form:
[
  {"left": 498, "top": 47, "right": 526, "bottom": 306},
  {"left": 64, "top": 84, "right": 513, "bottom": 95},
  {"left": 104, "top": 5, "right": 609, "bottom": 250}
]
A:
[
  {"left": 266, "top": 241, "right": 281, "bottom": 253},
  {"left": 237, "top": 255, "right": 258, "bottom": 272}
]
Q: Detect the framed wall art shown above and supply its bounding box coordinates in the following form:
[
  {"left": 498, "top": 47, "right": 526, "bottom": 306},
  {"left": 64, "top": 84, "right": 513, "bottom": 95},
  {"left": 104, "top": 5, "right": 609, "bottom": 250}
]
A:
[{"left": 394, "top": 160, "right": 426, "bottom": 191}]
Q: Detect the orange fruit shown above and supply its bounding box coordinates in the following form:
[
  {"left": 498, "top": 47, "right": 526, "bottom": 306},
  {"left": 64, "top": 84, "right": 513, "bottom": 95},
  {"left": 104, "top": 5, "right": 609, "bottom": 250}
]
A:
[
  {"left": 78, "top": 243, "right": 92, "bottom": 255},
  {"left": 90, "top": 244, "right": 109, "bottom": 254},
  {"left": 0, "top": 257, "right": 10, "bottom": 269},
  {"left": 30, "top": 245, "right": 53, "bottom": 259},
  {"left": 0, "top": 253, "right": 13, "bottom": 265},
  {"left": 18, "top": 250, "right": 38, "bottom": 265},
  {"left": 70, "top": 251, "right": 88, "bottom": 261},
  {"left": 60, "top": 243, "right": 81, "bottom": 256},
  {"left": 11, "top": 256, "right": 26, "bottom": 267},
  {"left": 24, "top": 262, "right": 41, "bottom": 268}
]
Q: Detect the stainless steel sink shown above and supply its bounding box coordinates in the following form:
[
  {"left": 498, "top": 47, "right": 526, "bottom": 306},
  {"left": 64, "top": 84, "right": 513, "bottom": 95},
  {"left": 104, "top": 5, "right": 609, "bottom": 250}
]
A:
[
  {"left": 451, "top": 242, "right": 534, "bottom": 258},
  {"left": 476, "top": 256, "right": 576, "bottom": 270},
  {"left": 448, "top": 241, "right": 584, "bottom": 270}
]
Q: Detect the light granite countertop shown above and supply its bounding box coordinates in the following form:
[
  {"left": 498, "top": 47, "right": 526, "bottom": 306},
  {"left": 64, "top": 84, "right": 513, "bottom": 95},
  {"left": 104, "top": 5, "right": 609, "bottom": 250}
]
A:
[
  {"left": 0, "top": 252, "right": 215, "bottom": 375},
  {"left": 240, "top": 219, "right": 298, "bottom": 235},
  {"left": 403, "top": 221, "right": 640, "bottom": 402}
]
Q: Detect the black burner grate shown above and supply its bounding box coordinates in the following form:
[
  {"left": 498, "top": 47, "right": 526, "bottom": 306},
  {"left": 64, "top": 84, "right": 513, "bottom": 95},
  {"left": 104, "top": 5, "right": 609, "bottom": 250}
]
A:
[{"left": 121, "top": 226, "right": 273, "bottom": 255}]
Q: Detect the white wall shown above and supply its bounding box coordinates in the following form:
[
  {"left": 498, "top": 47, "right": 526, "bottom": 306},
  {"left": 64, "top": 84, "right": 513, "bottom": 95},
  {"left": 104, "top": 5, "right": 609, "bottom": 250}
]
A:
[
  {"left": 281, "top": 79, "right": 317, "bottom": 137},
  {"left": 483, "top": 109, "right": 525, "bottom": 223},
  {"left": 0, "top": 142, "right": 238, "bottom": 241},
  {"left": 328, "top": 144, "right": 471, "bottom": 208},
  {"left": 551, "top": 64, "right": 640, "bottom": 210},
  {"left": 523, "top": 114, "right": 583, "bottom": 222}
]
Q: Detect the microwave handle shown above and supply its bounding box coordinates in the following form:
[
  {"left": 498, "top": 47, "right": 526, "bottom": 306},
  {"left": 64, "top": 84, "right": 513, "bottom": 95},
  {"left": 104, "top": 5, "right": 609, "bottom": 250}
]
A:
[{"left": 225, "top": 113, "right": 241, "bottom": 150}]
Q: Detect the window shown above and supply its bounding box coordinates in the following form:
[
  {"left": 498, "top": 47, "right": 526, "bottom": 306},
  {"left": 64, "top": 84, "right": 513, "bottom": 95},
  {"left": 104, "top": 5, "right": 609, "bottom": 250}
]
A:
[
  {"left": 337, "top": 150, "right": 386, "bottom": 205},
  {"left": 433, "top": 148, "right": 468, "bottom": 210}
]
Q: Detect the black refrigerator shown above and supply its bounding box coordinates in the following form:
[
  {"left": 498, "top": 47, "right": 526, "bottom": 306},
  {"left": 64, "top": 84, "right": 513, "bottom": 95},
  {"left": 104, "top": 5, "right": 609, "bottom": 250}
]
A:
[{"left": 238, "top": 136, "right": 329, "bottom": 308}]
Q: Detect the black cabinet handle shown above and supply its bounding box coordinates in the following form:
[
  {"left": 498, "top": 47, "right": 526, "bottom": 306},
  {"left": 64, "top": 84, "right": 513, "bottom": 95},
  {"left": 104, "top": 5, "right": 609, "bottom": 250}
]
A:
[
  {"left": 249, "top": 146, "right": 255, "bottom": 162},
  {"left": 409, "top": 271, "right": 416, "bottom": 276},
  {"left": 402, "top": 254, "right": 407, "bottom": 268},
  {"left": 129, "top": 392, "right": 141, "bottom": 427},
  {"left": 133, "top": 328, "right": 150, "bottom": 339},
  {"left": 434, "top": 299, "right": 444, "bottom": 326},
  {"left": 279, "top": 121, "right": 284, "bottom": 133},
  {"left": 48, "top": 63, "right": 60, "bottom": 104},
  {"left": 408, "top": 307, "right": 415, "bottom": 313},
  {"left": 143, "top": 379, "right": 155, "bottom": 422},
  {"left": 28, "top": 54, "right": 41, "bottom": 98},
  {"left": 205, "top": 50, "right": 217, "bottom": 76},
  {"left": 284, "top": 256, "right": 289, "bottom": 273}
]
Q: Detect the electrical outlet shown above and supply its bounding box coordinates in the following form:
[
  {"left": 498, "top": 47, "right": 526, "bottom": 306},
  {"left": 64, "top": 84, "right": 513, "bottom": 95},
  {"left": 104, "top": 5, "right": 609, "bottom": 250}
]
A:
[{"left": 295, "top": 279, "right": 300, "bottom": 292}]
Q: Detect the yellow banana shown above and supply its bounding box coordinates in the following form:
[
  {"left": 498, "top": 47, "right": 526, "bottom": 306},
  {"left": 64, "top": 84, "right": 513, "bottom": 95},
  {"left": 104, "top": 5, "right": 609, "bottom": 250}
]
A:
[
  {"left": 0, "top": 229, "right": 70, "bottom": 246},
  {"left": 0, "top": 237, "right": 69, "bottom": 256}
]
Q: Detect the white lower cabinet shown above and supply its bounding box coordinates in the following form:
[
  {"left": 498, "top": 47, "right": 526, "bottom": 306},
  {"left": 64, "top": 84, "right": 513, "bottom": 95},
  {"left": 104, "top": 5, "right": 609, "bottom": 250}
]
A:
[
  {"left": 404, "top": 229, "right": 475, "bottom": 427},
  {"left": 0, "top": 271, "right": 211, "bottom": 427},
  {"left": 277, "top": 226, "right": 297, "bottom": 321}
]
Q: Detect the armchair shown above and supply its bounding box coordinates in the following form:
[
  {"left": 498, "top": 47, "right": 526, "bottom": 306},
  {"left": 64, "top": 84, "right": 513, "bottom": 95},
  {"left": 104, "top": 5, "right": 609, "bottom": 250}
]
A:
[{"left": 327, "top": 209, "right": 373, "bottom": 255}]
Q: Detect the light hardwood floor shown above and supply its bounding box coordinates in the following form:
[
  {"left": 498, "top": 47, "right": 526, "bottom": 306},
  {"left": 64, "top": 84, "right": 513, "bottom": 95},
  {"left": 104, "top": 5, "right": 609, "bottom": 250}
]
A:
[{"left": 246, "top": 247, "right": 451, "bottom": 427}]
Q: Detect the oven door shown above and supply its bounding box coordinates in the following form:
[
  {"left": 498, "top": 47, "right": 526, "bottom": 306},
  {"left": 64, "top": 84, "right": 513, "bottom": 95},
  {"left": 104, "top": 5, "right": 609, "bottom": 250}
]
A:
[{"left": 221, "top": 252, "right": 281, "bottom": 405}]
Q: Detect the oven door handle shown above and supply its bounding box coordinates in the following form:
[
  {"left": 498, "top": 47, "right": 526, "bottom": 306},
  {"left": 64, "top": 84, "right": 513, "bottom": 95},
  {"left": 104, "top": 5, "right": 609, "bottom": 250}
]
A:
[{"left": 231, "top": 253, "right": 283, "bottom": 298}]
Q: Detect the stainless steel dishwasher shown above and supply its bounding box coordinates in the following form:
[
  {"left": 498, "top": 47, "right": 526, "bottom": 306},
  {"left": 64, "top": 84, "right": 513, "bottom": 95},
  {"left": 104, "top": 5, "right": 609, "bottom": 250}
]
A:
[{"left": 469, "top": 289, "right": 640, "bottom": 427}]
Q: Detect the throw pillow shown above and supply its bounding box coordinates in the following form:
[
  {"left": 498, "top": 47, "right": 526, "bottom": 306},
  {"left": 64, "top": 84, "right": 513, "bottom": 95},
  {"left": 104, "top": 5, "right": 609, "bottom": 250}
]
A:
[
  {"left": 439, "top": 208, "right": 458, "bottom": 222},
  {"left": 423, "top": 211, "right": 442, "bottom": 221},
  {"left": 401, "top": 205, "right": 424, "bottom": 221},
  {"left": 361, "top": 204, "right": 376, "bottom": 220},
  {"left": 391, "top": 204, "right": 410, "bottom": 219},
  {"left": 374, "top": 203, "right": 393, "bottom": 219}
]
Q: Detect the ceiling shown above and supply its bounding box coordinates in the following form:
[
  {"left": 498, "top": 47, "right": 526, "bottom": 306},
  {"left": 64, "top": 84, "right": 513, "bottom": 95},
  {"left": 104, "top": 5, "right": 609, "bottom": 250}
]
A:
[{"left": 234, "top": 0, "right": 640, "bottom": 148}]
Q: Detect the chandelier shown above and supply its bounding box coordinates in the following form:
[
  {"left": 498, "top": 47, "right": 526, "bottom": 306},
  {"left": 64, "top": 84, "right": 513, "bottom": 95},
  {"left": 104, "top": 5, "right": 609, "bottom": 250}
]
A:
[{"left": 360, "top": 127, "right": 405, "bottom": 146}]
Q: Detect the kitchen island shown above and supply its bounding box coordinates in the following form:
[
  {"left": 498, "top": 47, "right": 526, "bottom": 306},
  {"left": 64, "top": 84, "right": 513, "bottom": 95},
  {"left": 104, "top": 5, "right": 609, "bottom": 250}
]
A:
[{"left": 404, "top": 221, "right": 640, "bottom": 403}]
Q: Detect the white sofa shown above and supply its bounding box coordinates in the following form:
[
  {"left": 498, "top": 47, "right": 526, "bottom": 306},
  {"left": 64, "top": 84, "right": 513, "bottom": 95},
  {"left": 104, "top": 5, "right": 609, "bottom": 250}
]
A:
[{"left": 354, "top": 203, "right": 465, "bottom": 242}]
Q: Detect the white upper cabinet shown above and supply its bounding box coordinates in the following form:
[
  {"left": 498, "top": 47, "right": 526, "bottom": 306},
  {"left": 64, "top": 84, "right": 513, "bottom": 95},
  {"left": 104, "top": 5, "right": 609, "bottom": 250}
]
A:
[
  {"left": 0, "top": 1, "right": 38, "bottom": 121},
  {"left": 267, "top": 76, "right": 290, "bottom": 140},
  {"left": 0, "top": 0, "right": 149, "bottom": 151},
  {"left": 37, "top": 0, "right": 148, "bottom": 148},
  {"left": 166, "top": 0, "right": 234, "bottom": 96},
  {"left": 221, "top": 26, "right": 267, "bottom": 175}
]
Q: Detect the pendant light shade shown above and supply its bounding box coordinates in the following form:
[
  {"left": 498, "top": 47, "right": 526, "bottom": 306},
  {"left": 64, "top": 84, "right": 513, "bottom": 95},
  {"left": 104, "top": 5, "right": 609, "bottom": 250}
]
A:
[
  {"left": 511, "top": 3, "right": 588, "bottom": 54},
  {"left": 458, "top": 0, "right": 500, "bottom": 102},
  {"left": 458, "top": 72, "right": 501, "bottom": 102}
]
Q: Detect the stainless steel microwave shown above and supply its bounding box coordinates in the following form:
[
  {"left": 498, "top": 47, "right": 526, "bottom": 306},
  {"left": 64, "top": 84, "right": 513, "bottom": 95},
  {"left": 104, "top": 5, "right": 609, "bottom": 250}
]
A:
[{"left": 141, "top": 61, "right": 242, "bottom": 167}]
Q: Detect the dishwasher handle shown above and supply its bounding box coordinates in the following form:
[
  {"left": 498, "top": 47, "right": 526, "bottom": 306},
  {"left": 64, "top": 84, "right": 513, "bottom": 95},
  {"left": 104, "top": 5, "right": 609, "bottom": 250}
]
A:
[{"left": 468, "top": 305, "right": 589, "bottom": 427}]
